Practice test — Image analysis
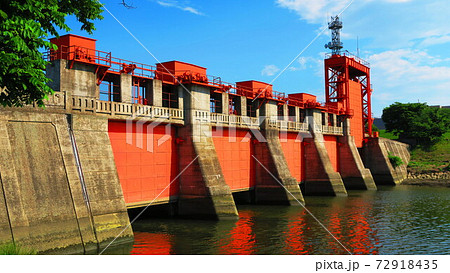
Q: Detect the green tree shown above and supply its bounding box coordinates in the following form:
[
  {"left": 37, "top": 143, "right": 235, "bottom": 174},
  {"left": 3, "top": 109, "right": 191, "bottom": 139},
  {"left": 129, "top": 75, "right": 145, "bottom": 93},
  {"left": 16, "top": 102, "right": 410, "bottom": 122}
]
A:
[
  {"left": 0, "top": 0, "right": 103, "bottom": 107},
  {"left": 382, "top": 102, "right": 450, "bottom": 145}
]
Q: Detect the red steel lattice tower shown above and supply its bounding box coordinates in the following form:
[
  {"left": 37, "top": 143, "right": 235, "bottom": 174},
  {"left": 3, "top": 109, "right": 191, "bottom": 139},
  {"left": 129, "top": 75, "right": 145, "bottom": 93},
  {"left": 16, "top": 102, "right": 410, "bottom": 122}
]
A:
[{"left": 324, "top": 16, "right": 373, "bottom": 147}]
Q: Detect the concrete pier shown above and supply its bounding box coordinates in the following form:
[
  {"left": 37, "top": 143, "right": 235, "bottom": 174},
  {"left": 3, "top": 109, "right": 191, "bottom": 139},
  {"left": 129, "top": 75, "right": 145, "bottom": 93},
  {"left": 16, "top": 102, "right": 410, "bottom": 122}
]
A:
[
  {"left": 177, "top": 85, "right": 238, "bottom": 220},
  {"left": 303, "top": 111, "right": 347, "bottom": 196},
  {"left": 338, "top": 136, "right": 377, "bottom": 190},
  {"left": 254, "top": 100, "right": 304, "bottom": 204}
]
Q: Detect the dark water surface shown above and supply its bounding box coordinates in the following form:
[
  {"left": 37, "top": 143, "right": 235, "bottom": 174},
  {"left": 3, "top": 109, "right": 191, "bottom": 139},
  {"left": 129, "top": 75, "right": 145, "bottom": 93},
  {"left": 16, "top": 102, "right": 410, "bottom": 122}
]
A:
[{"left": 128, "top": 186, "right": 450, "bottom": 255}]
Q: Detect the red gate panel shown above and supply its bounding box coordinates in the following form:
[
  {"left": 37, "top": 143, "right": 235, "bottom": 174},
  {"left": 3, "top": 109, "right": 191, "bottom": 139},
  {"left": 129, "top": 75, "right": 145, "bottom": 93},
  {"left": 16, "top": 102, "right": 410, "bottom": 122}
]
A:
[
  {"left": 280, "top": 132, "right": 305, "bottom": 182},
  {"left": 324, "top": 135, "right": 339, "bottom": 172},
  {"left": 212, "top": 127, "right": 254, "bottom": 191},
  {"left": 108, "top": 120, "right": 178, "bottom": 205},
  {"left": 349, "top": 80, "right": 364, "bottom": 148}
]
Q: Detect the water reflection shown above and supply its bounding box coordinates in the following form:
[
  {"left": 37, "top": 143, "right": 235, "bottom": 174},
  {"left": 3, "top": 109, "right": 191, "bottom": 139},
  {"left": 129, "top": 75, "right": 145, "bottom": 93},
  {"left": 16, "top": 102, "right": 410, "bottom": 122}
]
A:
[
  {"left": 218, "top": 211, "right": 256, "bottom": 254},
  {"left": 128, "top": 186, "right": 450, "bottom": 255}
]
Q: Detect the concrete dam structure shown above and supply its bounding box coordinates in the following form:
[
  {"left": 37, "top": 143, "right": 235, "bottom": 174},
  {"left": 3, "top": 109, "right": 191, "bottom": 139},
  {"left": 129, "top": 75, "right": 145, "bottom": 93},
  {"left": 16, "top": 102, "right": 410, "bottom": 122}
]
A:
[{"left": 0, "top": 33, "right": 409, "bottom": 253}]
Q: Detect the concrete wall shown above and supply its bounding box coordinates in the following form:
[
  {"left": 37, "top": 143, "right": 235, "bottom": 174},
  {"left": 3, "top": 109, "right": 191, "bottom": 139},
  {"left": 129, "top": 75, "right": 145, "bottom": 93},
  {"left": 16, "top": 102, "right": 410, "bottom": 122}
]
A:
[
  {"left": 0, "top": 109, "right": 132, "bottom": 253},
  {"left": 362, "top": 137, "right": 410, "bottom": 185}
]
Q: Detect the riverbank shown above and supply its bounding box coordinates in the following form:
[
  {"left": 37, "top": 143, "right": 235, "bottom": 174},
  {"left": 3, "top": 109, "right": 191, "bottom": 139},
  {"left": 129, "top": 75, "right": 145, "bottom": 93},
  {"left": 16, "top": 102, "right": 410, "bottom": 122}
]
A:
[
  {"left": 403, "top": 179, "right": 450, "bottom": 187},
  {"left": 378, "top": 130, "right": 449, "bottom": 186},
  {"left": 402, "top": 171, "right": 450, "bottom": 187}
]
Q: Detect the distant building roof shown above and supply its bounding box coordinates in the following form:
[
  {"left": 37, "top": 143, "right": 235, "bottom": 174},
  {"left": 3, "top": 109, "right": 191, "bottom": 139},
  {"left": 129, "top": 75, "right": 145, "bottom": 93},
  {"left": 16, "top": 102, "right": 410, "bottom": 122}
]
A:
[{"left": 429, "top": 105, "right": 450, "bottom": 108}]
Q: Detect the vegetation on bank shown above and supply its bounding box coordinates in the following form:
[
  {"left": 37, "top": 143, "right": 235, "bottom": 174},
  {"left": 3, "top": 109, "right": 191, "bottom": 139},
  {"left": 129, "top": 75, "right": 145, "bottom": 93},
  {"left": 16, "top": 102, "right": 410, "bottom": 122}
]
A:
[
  {"left": 380, "top": 103, "right": 450, "bottom": 174},
  {"left": 379, "top": 124, "right": 450, "bottom": 174},
  {"left": 382, "top": 102, "right": 450, "bottom": 145},
  {"left": 0, "top": 242, "right": 36, "bottom": 255}
]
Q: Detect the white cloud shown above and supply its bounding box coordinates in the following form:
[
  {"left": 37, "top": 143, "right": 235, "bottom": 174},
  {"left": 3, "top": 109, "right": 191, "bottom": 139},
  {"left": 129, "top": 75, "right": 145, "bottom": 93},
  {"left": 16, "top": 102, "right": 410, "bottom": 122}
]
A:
[
  {"left": 419, "top": 34, "right": 450, "bottom": 47},
  {"left": 289, "top": 55, "right": 324, "bottom": 77},
  {"left": 276, "top": 0, "right": 415, "bottom": 24},
  {"left": 155, "top": 0, "right": 204, "bottom": 15},
  {"left": 276, "top": 0, "right": 350, "bottom": 24},
  {"left": 261, "top": 65, "right": 280, "bottom": 76},
  {"left": 369, "top": 49, "right": 450, "bottom": 82},
  {"left": 369, "top": 49, "right": 450, "bottom": 111}
]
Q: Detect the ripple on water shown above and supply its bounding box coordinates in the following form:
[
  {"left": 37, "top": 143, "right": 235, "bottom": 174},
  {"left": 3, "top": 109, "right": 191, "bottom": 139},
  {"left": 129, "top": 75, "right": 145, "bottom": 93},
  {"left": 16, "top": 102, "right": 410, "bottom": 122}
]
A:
[{"left": 130, "top": 185, "right": 450, "bottom": 255}]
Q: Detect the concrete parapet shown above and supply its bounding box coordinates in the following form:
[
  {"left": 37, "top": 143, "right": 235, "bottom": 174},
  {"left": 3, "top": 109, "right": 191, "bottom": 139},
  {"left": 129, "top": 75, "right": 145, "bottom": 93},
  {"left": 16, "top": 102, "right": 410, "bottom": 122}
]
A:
[
  {"left": 338, "top": 136, "right": 377, "bottom": 190},
  {"left": 362, "top": 137, "right": 410, "bottom": 185},
  {"left": 254, "top": 128, "right": 305, "bottom": 205}
]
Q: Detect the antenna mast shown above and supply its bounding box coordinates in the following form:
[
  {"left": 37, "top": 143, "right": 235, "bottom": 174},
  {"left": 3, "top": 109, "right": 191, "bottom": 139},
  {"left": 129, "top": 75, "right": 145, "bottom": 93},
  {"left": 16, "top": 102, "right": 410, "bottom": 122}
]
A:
[{"left": 325, "top": 16, "right": 343, "bottom": 55}]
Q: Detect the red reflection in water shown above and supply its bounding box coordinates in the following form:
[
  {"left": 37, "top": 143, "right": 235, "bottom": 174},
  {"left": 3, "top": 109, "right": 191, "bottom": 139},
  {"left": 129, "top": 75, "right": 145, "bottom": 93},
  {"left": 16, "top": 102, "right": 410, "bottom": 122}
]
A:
[
  {"left": 218, "top": 211, "right": 256, "bottom": 255},
  {"left": 285, "top": 211, "right": 313, "bottom": 254},
  {"left": 326, "top": 199, "right": 380, "bottom": 255},
  {"left": 130, "top": 199, "right": 381, "bottom": 255},
  {"left": 285, "top": 199, "right": 380, "bottom": 255},
  {"left": 130, "top": 232, "right": 172, "bottom": 255},
  {"left": 327, "top": 211, "right": 347, "bottom": 254},
  {"left": 346, "top": 199, "right": 380, "bottom": 255}
]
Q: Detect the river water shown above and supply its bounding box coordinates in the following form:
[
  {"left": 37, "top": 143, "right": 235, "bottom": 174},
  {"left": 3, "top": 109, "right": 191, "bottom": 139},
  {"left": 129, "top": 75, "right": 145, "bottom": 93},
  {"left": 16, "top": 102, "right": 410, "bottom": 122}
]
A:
[{"left": 127, "top": 185, "right": 450, "bottom": 255}]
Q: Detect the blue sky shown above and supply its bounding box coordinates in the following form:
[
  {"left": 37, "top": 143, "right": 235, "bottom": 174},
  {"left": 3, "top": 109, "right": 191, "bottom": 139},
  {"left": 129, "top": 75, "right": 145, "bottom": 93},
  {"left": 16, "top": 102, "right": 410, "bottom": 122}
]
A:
[{"left": 63, "top": 0, "right": 450, "bottom": 117}]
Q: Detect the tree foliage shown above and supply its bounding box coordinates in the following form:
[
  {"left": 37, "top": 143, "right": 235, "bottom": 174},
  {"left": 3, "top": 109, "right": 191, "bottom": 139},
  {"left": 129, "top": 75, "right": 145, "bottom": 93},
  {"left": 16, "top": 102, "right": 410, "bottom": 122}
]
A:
[
  {"left": 0, "top": 0, "right": 103, "bottom": 107},
  {"left": 382, "top": 102, "right": 450, "bottom": 145}
]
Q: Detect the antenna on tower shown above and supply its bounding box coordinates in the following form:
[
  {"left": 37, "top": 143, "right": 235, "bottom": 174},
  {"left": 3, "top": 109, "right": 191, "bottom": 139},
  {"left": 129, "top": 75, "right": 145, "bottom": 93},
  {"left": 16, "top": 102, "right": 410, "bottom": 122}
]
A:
[
  {"left": 357, "top": 36, "right": 360, "bottom": 57},
  {"left": 325, "top": 16, "right": 343, "bottom": 55}
]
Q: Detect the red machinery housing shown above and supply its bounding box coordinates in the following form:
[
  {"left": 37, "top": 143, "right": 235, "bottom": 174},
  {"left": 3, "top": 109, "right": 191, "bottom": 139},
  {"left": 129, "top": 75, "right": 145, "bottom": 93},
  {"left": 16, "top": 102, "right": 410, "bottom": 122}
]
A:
[{"left": 324, "top": 53, "right": 373, "bottom": 147}]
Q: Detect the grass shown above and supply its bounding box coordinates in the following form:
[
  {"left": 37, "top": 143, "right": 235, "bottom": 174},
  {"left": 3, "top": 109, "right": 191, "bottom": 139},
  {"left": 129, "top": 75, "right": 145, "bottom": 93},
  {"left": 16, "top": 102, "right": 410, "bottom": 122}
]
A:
[
  {"left": 379, "top": 130, "right": 450, "bottom": 173},
  {"left": 0, "top": 242, "right": 36, "bottom": 255},
  {"left": 379, "top": 129, "right": 398, "bottom": 140},
  {"left": 408, "top": 132, "right": 450, "bottom": 173}
]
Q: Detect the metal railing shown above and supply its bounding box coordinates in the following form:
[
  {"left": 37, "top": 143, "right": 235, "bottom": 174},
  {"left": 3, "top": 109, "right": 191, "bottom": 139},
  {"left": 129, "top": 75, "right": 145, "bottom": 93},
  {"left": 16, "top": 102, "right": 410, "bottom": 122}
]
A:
[{"left": 325, "top": 52, "right": 370, "bottom": 67}]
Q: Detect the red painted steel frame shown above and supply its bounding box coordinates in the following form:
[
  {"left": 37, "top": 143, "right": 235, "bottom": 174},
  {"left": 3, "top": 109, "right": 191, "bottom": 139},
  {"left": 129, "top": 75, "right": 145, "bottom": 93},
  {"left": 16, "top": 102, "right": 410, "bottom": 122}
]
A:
[{"left": 325, "top": 54, "right": 373, "bottom": 138}]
